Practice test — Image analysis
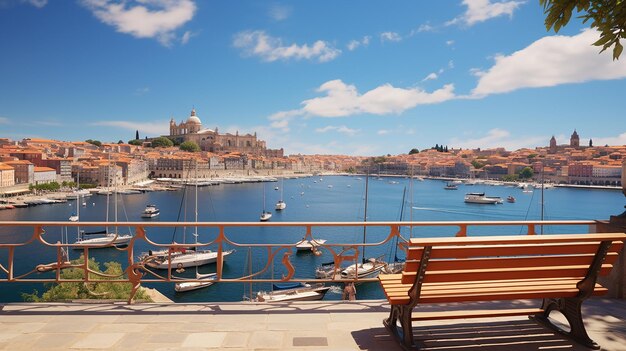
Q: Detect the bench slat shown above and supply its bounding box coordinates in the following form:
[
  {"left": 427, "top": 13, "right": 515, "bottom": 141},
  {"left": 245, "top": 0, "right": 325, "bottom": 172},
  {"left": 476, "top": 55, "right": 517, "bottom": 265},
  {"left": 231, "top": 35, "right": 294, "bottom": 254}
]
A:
[
  {"left": 404, "top": 252, "right": 619, "bottom": 272},
  {"left": 408, "top": 233, "right": 626, "bottom": 246},
  {"left": 401, "top": 264, "right": 613, "bottom": 284},
  {"left": 407, "top": 242, "right": 623, "bottom": 260}
]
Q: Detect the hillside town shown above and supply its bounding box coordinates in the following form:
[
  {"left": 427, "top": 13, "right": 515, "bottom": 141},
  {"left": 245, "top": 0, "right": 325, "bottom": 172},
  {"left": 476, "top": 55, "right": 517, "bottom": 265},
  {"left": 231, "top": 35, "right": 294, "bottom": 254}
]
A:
[{"left": 0, "top": 127, "right": 624, "bottom": 199}]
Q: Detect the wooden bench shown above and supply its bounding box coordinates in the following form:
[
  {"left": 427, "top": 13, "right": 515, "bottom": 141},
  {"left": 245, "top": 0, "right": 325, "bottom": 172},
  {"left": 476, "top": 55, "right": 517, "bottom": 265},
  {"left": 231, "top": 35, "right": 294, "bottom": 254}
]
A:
[{"left": 378, "top": 233, "right": 626, "bottom": 350}]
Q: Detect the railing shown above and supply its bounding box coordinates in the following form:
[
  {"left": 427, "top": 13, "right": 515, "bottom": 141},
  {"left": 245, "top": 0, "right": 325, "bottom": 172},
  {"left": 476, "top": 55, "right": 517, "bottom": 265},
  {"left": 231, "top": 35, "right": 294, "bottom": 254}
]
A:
[{"left": 0, "top": 220, "right": 600, "bottom": 303}]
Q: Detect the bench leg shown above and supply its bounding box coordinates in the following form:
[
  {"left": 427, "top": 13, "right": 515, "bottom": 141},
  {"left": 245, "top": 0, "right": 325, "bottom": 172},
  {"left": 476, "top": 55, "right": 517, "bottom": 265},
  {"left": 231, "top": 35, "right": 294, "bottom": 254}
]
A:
[
  {"left": 531, "top": 298, "right": 600, "bottom": 350},
  {"left": 384, "top": 305, "right": 418, "bottom": 350}
]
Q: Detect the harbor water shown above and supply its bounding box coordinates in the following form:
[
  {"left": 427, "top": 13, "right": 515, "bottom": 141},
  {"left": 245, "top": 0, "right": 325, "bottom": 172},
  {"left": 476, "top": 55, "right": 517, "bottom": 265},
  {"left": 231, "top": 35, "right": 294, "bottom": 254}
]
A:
[{"left": 0, "top": 175, "right": 624, "bottom": 302}]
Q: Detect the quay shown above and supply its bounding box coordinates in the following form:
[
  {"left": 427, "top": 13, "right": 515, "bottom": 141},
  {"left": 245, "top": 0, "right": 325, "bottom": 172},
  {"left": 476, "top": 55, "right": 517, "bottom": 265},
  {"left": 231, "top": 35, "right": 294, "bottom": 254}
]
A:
[{"left": 1, "top": 299, "right": 625, "bottom": 350}]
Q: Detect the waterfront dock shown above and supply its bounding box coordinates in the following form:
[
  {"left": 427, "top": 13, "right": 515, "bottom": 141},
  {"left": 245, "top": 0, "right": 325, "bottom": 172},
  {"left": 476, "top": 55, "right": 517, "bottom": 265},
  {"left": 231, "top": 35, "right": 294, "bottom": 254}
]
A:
[{"left": 0, "top": 299, "right": 624, "bottom": 350}]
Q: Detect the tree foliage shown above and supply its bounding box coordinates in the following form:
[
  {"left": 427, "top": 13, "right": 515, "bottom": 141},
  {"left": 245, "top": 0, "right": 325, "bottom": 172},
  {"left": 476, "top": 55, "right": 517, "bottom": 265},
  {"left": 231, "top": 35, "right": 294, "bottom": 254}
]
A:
[
  {"left": 502, "top": 174, "right": 520, "bottom": 181},
  {"left": 22, "top": 256, "right": 151, "bottom": 302},
  {"left": 29, "top": 182, "right": 61, "bottom": 192},
  {"left": 541, "top": 0, "right": 626, "bottom": 59},
  {"left": 471, "top": 160, "right": 485, "bottom": 169},
  {"left": 409, "top": 148, "right": 420, "bottom": 155},
  {"left": 150, "top": 137, "right": 174, "bottom": 148},
  {"left": 179, "top": 141, "right": 200, "bottom": 152},
  {"left": 128, "top": 139, "right": 142, "bottom": 146},
  {"left": 85, "top": 139, "right": 102, "bottom": 147},
  {"left": 519, "top": 166, "right": 534, "bottom": 179}
]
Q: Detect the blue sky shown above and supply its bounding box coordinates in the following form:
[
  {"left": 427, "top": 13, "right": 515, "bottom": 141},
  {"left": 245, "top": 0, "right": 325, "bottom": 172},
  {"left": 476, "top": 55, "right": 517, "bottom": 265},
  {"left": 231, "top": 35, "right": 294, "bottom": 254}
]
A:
[{"left": 1, "top": 0, "right": 625, "bottom": 156}]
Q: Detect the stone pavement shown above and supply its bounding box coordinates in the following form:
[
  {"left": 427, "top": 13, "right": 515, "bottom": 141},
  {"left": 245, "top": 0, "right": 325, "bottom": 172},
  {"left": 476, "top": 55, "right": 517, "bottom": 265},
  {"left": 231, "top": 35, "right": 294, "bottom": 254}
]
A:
[{"left": 1, "top": 298, "right": 625, "bottom": 350}]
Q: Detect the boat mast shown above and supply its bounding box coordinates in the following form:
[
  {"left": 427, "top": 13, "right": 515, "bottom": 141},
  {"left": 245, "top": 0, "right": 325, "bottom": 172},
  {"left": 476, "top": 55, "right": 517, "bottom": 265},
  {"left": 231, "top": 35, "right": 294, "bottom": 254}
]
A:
[
  {"left": 540, "top": 163, "right": 545, "bottom": 234},
  {"left": 194, "top": 162, "right": 199, "bottom": 275},
  {"left": 409, "top": 166, "right": 414, "bottom": 238},
  {"left": 105, "top": 156, "right": 110, "bottom": 234},
  {"left": 394, "top": 186, "right": 407, "bottom": 261},
  {"left": 361, "top": 170, "right": 369, "bottom": 263}
]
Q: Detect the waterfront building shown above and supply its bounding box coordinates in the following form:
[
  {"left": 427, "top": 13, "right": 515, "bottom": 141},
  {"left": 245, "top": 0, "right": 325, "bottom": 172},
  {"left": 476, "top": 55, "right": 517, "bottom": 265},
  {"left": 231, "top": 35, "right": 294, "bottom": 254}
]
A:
[
  {"left": 549, "top": 135, "right": 557, "bottom": 154},
  {"left": 2, "top": 160, "right": 34, "bottom": 184},
  {"left": 33, "top": 166, "right": 56, "bottom": 185},
  {"left": 167, "top": 108, "right": 284, "bottom": 157},
  {"left": 0, "top": 162, "right": 16, "bottom": 187}
]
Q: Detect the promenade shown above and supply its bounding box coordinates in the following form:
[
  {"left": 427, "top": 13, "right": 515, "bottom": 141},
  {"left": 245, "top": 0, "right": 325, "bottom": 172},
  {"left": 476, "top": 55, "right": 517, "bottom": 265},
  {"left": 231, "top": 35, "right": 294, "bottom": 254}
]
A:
[{"left": 1, "top": 299, "right": 625, "bottom": 350}]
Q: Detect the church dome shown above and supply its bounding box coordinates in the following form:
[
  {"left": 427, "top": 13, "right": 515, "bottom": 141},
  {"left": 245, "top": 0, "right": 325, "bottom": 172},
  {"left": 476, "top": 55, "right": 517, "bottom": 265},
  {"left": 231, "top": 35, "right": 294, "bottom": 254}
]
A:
[{"left": 186, "top": 108, "right": 202, "bottom": 125}]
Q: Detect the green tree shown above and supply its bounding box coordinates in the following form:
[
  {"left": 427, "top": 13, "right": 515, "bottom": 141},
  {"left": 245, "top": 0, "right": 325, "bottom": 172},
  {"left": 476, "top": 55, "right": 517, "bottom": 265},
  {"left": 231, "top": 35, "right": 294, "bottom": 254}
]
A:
[
  {"left": 541, "top": 0, "right": 626, "bottom": 59},
  {"left": 85, "top": 139, "right": 102, "bottom": 147},
  {"left": 519, "top": 167, "right": 534, "bottom": 179},
  {"left": 409, "top": 148, "right": 420, "bottom": 155},
  {"left": 22, "top": 256, "right": 151, "bottom": 302},
  {"left": 589, "top": 139, "right": 593, "bottom": 147},
  {"left": 179, "top": 141, "right": 200, "bottom": 152},
  {"left": 128, "top": 139, "right": 142, "bottom": 146},
  {"left": 471, "top": 160, "right": 485, "bottom": 169},
  {"left": 151, "top": 137, "right": 174, "bottom": 148},
  {"left": 502, "top": 174, "right": 520, "bottom": 182}
]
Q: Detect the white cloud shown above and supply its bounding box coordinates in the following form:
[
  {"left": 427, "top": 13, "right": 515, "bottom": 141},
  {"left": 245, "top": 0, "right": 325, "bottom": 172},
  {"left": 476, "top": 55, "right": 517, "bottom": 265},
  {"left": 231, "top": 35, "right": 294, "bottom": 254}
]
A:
[
  {"left": 268, "top": 4, "right": 291, "bottom": 21},
  {"left": 315, "top": 125, "right": 359, "bottom": 136},
  {"left": 380, "top": 31, "right": 402, "bottom": 43},
  {"left": 92, "top": 120, "right": 169, "bottom": 136},
  {"left": 22, "top": 0, "right": 47, "bottom": 8},
  {"left": 449, "top": 128, "right": 546, "bottom": 150},
  {"left": 347, "top": 36, "right": 371, "bottom": 51},
  {"left": 591, "top": 132, "right": 626, "bottom": 146},
  {"left": 80, "top": 0, "right": 196, "bottom": 47},
  {"left": 422, "top": 72, "right": 438, "bottom": 82},
  {"left": 181, "top": 30, "right": 195, "bottom": 44},
  {"left": 233, "top": 30, "right": 341, "bottom": 63},
  {"left": 472, "top": 29, "right": 626, "bottom": 96},
  {"left": 0, "top": 117, "right": 9, "bottom": 124},
  {"left": 268, "top": 109, "right": 305, "bottom": 131},
  {"left": 377, "top": 130, "right": 390, "bottom": 135},
  {"left": 416, "top": 23, "right": 434, "bottom": 33},
  {"left": 300, "top": 79, "right": 455, "bottom": 117},
  {"left": 446, "top": 40, "right": 455, "bottom": 46},
  {"left": 447, "top": 0, "right": 524, "bottom": 26}
]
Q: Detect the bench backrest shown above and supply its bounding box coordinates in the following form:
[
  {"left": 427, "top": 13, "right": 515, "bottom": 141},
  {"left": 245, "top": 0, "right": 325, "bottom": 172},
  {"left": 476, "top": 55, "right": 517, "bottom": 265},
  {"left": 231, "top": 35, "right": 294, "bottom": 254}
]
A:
[{"left": 402, "top": 233, "right": 625, "bottom": 286}]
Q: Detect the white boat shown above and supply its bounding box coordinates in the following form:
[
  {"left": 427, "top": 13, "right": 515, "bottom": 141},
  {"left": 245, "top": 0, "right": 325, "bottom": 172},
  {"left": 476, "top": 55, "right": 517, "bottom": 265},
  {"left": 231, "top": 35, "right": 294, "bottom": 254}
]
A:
[
  {"left": 254, "top": 283, "right": 330, "bottom": 302},
  {"left": 464, "top": 192, "right": 503, "bottom": 204},
  {"left": 174, "top": 272, "right": 217, "bottom": 292},
  {"left": 260, "top": 211, "right": 272, "bottom": 221},
  {"left": 340, "top": 258, "right": 388, "bottom": 279},
  {"left": 74, "top": 232, "right": 133, "bottom": 248},
  {"left": 68, "top": 214, "right": 79, "bottom": 222},
  {"left": 144, "top": 248, "right": 235, "bottom": 269},
  {"left": 141, "top": 204, "right": 160, "bottom": 218},
  {"left": 260, "top": 184, "right": 272, "bottom": 221},
  {"left": 275, "top": 179, "right": 287, "bottom": 210},
  {"left": 295, "top": 238, "right": 326, "bottom": 251}
]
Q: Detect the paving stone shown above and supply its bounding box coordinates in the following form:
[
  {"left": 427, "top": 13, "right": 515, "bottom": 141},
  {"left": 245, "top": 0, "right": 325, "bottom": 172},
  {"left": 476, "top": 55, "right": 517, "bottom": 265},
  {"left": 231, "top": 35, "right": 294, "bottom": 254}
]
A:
[
  {"left": 181, "top": 332, "right": 227, "bottom": 348},
  {"left": 30, "top": 333, "right": 79, "bottom": 349},
  {"left": 221, "top": 332, "right": 250, "bottom": 348},
  {"left": 94, "top": 323, "right": 148, "bottom": 333},
  {"left": 248, "top": 331, "right": 285, "bottom": 349},
  {"left": 70, "top": 332, "right": 125, "bottom": 349}
]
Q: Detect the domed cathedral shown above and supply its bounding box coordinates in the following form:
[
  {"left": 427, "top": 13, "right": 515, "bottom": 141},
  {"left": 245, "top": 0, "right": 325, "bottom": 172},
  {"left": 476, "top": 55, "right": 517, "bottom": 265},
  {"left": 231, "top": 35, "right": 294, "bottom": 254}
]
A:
[
  {"left": 167, "top": 108, "right": 283, "bottom": 157},
  {"left": 570, "top": 129, "right": 580, "bottom": 148}
]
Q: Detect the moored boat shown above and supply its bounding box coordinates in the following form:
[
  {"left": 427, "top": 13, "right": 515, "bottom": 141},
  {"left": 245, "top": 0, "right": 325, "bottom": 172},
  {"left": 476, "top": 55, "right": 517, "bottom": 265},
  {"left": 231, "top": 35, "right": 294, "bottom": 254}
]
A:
[
  {"left": 141, "top": 204, "right": 160, "bottom": 218},
  {"left": 174, "top": 272, "right": 217, "bottom": 292},
  {"left": 507, "top": 195, "right": 516, "bottom": 203},
  {"left": 295, "top": 238, "right": 326, "bottom": 251},
  {"left": 464, "top": 193, "right": 503, "bottom": 204},
  {"left": 254, "top": 282, "right": 329, "bottom": 302}
]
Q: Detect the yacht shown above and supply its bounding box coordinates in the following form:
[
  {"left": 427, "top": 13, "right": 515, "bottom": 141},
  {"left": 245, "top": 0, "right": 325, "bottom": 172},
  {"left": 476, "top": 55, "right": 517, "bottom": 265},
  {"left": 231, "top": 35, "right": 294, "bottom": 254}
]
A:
[
  {"left": 74, "top": 231, "right": 133, "bottom": 248},
  {"left": 275, "top": 200, "right": 286, "bottom": 211},
  {"left": 174, "top": 272, "right": 217, "bottom": 292},
  {"left": 260, "top": 211, "right": 272, "bottom": 221},
  {"left": 464, "top": 193, "right": 503, "bottom": 204},
  {"left": 444, "top": 183, "right": 458, "bottom": 190},
  {"left": 254, "top": 283, "right": 330, "bottom": 302},
  {"left": 143, "top": 248, "right": 235, "bottom": 269},
  {"left": 141, "top": 204, "right": 160, "bottom": 218},
  {"left": 295, "top": 238, "right": 326, "bottom": 251}
]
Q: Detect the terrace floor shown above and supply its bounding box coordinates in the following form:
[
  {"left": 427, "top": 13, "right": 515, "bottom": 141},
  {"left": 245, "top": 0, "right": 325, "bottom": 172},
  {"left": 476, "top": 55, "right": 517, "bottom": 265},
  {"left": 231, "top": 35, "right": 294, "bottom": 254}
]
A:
[{"left": 1, "top": 298, "right": 625, "bottom": 350}]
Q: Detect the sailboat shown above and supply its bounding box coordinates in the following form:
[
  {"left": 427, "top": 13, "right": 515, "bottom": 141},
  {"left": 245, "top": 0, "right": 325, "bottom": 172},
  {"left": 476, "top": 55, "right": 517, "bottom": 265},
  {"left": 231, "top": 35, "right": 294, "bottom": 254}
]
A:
[
  {"left": 143, "top": 164, "right": 234, "bottom": 270},
  {"left": 260, "top": 183, "right": 272, "bottom": 221},
  {"left": 174, "top": 172, "right": 219, "bottom": 292},
  {"left": 275, "top": 178, "right": 286, "bottom": 211},
  {"left": 68, "top": 173, "right": 81, "bottom": 222},
  {"left": 315, "top": 173, "right": 387, "bottom": 280},
  {"left": 74, "top": 163, "right": 132, "bottom": 248},
  {"left": 385, "top": 186, "right": 407, "bottom": 274}
]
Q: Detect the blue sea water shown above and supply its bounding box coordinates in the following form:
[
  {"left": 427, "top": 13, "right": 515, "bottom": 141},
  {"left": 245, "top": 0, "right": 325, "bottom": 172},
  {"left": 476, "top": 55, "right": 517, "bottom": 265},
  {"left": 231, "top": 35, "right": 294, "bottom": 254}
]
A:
[{"left": 0, "top": 175, "right": 624, "bottom": 302}]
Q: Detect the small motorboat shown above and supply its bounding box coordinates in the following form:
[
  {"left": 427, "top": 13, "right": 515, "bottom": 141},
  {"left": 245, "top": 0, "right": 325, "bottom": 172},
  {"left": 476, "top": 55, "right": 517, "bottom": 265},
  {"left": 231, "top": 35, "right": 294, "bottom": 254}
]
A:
[
  {"left": 141, "top": 204, "right": 160, "bottom": 218},
  {"left": 507, "top": 196, "right": 516, "bottom": 203},
  {"left": 260, "top": 211, "right": 272, "bottom": 221},
  {"left": 444, "top": 183, "right": 458, "bottom": 190},
  {"left": 275, "top": 200, "right": 286, "bottom": 210}
]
